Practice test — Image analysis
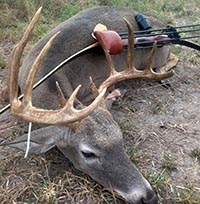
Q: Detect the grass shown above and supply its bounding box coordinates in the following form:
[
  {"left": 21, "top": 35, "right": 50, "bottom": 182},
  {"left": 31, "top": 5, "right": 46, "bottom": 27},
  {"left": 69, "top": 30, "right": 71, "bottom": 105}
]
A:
[
  {"left": 0, "top": 0, "right": 68, "bottom": 42},
  {"left": 127, "top": 145, "right": 144, "bottom": 165},
  {"left": 0, "top": 0, "right": 199, "bottom": 42},
  {"left": 0, "top": 58, "right": 6, "bottom": 69},
  {"left": 191, "top": 147, "right": 200, "bottom": 159},
  {"left": 0, "top": 0, "right": 200, "bottom": 204},
  {"left": 146, "top": 170, "right": 200, "bottom": 204},
  {"left": 160, "top": 153, "right": 178, "bottom": 172}
]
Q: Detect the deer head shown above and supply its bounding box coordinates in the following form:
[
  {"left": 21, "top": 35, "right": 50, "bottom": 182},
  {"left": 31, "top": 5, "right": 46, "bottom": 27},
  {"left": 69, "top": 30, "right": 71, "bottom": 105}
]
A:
[{"left": 7, "top": 8, "right": 174, "bottom": 204}]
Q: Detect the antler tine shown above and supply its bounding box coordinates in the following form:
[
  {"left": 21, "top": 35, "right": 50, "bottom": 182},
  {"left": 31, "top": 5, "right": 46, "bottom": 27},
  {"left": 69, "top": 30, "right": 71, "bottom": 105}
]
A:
[
  {"left": 64, "top": 85, "right": 82, "bottom": 110},
  {"left": 144, "top": 41, "right": 175, "bottom": 80},
  {"left": 9, "top": 7, "right": 42, "bottom": 105},
  {"left": 56, "top": 81, "right": 66, "bottom": 108},
  {"left": 123, "top": 18, "right": 134, "bottom": 71},
  {"left": 95, "top": 32, "right": 117, "bottom": 76},
  {"left": 89, "top": 76, "right": 99, "bottom": 98},
  {"left": 144, "top": 41, "right": 158, "bottom": 76},
  {"left": 23, "top": 32, "right": 60, "bottom": 106}
]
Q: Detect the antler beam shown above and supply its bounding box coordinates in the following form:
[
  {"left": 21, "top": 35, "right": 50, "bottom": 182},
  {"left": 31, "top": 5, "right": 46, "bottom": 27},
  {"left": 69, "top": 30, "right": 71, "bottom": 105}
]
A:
[{"left": 9, "top": 7, "right": 106, "bottom": 126}]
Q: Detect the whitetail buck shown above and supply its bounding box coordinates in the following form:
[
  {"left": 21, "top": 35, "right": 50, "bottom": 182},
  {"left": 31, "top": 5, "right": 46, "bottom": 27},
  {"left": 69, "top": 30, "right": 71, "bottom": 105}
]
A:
[{"left": 6, "top": 6, "right": 176, "bottom": 204}]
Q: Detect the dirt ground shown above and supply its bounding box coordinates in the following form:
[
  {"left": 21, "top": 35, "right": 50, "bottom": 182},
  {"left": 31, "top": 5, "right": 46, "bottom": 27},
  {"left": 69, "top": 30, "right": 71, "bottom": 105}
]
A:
[{"left": 0, "top": 29, "right": 200, "bottom": 204}]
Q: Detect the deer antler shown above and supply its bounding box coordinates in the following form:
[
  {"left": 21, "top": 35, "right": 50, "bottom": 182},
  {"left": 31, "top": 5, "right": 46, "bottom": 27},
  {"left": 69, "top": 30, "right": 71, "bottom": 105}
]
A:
[
  {"left": 94, "top": 18, "right": 175, "bottom": 94},
  {"left": 9, "top": 7, "right": 106, "bottom": 126}
]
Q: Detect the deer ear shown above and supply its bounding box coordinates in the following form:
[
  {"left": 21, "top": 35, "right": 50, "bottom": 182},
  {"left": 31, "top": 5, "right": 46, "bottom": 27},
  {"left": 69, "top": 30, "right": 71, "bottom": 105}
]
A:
[{"left": 4, "top": 126, "right": 69, "bottom": 154}]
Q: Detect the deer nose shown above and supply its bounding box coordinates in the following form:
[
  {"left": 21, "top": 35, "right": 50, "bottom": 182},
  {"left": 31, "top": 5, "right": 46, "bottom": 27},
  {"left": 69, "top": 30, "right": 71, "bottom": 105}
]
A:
[
  {"left": 117, "top": 187, "right": 158, "bottom": 204},
  {"left": 141, "top": 192, "right": 158, "bottom": 204},
  {"left": 124, "top": 186, "right": 158, "bottom": 204}
]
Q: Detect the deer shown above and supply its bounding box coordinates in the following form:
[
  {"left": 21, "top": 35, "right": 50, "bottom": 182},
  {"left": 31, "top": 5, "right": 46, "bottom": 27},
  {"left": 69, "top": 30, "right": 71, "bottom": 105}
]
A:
[{"left": 4, "top": 6, "right": 177, "bottom": 204}]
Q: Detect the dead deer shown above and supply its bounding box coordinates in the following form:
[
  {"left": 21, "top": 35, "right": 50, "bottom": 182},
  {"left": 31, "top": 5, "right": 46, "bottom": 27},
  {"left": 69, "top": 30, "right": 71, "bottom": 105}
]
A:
[{"left": 5, "top": 6, "right": 176, "bottom": 204}]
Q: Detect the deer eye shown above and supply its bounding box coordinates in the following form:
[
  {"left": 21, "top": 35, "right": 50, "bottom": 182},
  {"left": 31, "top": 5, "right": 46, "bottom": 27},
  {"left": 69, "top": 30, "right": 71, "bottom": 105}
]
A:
[{"left": 81, "top": 151, "right": 97, "bottom": 159}]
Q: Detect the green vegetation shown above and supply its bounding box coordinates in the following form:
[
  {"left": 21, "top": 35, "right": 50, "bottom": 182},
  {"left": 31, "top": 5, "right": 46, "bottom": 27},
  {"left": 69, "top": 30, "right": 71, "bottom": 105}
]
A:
[
  {"left": 0, "top": 58, "right": 6, "bottom": 69},
  {"left": 146, "top": 170, "right": 200, "bottom": 204},
  {"left": 0, "top": 0, "right": 199, "bottom": 42},
  {"left": 160, "top": 153, "right": 177, "bottom": 172},
  {"left": 191, "top": 147, "right": 200, "bottom": 159}
]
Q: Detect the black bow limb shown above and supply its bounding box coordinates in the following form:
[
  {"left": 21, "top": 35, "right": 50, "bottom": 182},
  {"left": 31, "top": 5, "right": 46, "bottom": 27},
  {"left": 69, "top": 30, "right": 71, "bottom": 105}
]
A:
[{"left": 163, "top": 25, "right": 200, "bottom": 51}]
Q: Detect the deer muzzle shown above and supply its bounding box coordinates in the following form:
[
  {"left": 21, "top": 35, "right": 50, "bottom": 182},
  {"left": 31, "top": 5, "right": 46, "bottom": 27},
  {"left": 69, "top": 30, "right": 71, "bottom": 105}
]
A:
[
  {"left": 85, "top": 146, "right": 158, "bottom": 204},
  {"left": 110, "top": 154, "right": 158, "bottom": 204}
]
